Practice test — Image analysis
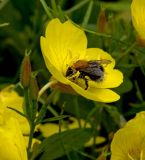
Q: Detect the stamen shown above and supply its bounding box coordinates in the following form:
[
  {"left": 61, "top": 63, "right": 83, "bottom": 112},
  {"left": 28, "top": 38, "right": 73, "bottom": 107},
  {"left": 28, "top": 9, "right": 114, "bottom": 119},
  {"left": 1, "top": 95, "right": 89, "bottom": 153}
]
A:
[
  {"left": 128, "top": 153, "right": 135, "bottom": 160},
  {"left": 67, "top": 71, "right": 80, "bottom": 80},
  {"left": 140, "top": 150, "right": 143, "bottom": 160}
]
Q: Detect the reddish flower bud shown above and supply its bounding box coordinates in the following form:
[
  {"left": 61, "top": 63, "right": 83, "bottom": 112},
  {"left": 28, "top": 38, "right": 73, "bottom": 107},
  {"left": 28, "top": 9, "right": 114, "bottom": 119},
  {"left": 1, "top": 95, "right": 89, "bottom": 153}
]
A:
[
  {"left": 97, "top": 9, "right": 106, "bottom": 33},
  {"left": 20, "top": 54, "right": 31, "bottom": 88}
]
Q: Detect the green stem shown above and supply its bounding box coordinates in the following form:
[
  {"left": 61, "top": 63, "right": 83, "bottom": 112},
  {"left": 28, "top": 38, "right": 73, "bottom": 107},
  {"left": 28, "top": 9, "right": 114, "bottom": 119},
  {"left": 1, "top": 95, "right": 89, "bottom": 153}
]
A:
[
  {"left": 51, "top": 0, "right": 58, "bottom": 13},
  {"left": 40, "top": 0, "right": 53, "bottom": 19},
  {"left": 84, "top": 105, "right": 100, "bottom": 128},
  {"left": 32, "top": 100, "right": 38, "bottom": 121},
  {"left": 74, "top": 97, "right": 81, "bottom": 128},
  {"left": 65, "top": 16, "right": 111, "bottom": 38},
  {"left": 38, "top": 80, "right": 57, "bottom": 99},
  {"left": 72, "top": 148, "right": 96, "bottom": 160},
  {"left": 27, "top": 123, "right": 35, "bottom": 159},
  {"left": 65, "top": 0, "right": 90, "bottom": 14},
  {"left": 24, "top": 88, "right": 31, "bottom": 121},
  {"left": 47, "top": 104, "right": 59, "bottom": 116},
  {"left": 134, "top": 80, "right": 144, "bottom": 102},
  {"left": 82, "top": 0, "right": 94, "bottom": 27},
  {"left": 0, "top": 22, "right": 9, "bottom": 27},
  {"left": 116, "top": 41, "right": 137, "bottom": 62},
  {"left": 58, "top": 105, "right": 72, "bottom": 160},
  {"left": 134, "top": 51, "right": 145, "bottom": 76},
  {"left": 24, "top": 88, "right": 36, "bottom": 159},
  {"left": 83, "top": 27, "right": 111, "bottom": 38}
]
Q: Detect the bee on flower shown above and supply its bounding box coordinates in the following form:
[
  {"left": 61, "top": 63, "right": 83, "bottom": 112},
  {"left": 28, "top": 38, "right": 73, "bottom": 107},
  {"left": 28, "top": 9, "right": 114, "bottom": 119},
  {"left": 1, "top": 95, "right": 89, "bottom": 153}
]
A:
[{"left": 40, "top": 18, "right": 123, "bottom": 103}]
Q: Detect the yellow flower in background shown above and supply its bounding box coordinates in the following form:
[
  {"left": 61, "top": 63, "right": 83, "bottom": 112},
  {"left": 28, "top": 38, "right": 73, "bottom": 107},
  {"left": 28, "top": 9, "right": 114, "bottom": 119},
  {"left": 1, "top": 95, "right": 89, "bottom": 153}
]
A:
[
  {"left": 38, "top": 117, "right": 105, "bottom": 147},
  {"left": 0, "top": 85, "right": 30, "bottom": 134},
  {"left": 111, "top": 111, "right": 145, "bottom": 160},
  {"left": 131, "top": 0, "right": 145, "bottom": 40},
  {"left": 40, "top": 18, "right": 123, "bottom": 103},
  {"left": 0, "top": 116, "right": 27, "bottom": 160}
]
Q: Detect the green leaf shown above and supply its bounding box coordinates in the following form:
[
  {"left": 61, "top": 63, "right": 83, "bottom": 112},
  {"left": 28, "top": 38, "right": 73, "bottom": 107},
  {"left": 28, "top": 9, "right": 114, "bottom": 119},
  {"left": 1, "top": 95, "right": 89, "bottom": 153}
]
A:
[
  {"left": 34, "top": 128, "right": 92, "bottom": 160},
  {"left": 103, "top": 104, "right": 121, "bottom": 126},
  {"left": 7, "top": 106, "right": 26, "bottom": 118},
  {"left": 42, "top": 115, "right": 70, "bottom": 123}
]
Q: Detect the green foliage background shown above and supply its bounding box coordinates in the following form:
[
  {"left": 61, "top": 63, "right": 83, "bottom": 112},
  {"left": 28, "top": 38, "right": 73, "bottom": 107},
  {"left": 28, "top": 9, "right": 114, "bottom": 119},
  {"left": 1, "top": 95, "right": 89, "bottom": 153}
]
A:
[{"left": 1, "top": 0, "right": 145, "bottom": 159}]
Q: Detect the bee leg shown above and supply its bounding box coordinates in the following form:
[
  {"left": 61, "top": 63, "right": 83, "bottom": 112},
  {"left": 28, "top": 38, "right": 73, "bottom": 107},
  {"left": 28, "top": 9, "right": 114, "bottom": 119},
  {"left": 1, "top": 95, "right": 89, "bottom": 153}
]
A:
[
  {"left": 84, "top": 78, "right": 88, "bottom": 90},
  {"left": 78, "top": 73, "right": 88, "bottom": 90}
]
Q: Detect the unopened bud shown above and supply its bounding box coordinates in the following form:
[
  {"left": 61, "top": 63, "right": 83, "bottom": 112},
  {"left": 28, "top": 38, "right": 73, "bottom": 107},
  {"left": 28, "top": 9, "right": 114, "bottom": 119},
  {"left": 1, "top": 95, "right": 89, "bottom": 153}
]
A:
[
  {"left": 20, "top": 54, "right": 31, "bottom": 88},
  {"left": 30, "top": 74, "right": 39, "bottom": 100},
  {"left": 97, "top": 9, "right": 106, "bottom": 33}
]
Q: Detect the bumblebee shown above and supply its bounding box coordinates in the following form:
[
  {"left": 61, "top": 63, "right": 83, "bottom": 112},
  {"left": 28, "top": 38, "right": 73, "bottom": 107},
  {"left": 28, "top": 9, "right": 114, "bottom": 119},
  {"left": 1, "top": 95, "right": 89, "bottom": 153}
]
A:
[{"left": 66, "top": 59, "right": 111, "bottom": 90}]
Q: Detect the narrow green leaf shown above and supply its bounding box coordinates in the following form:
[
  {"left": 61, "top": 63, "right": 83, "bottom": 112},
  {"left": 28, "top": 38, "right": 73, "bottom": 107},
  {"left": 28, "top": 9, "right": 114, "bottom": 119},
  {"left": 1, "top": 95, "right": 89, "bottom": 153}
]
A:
[
  {"left": 34, "top": 128, "right": 92, "bottom": 160},
  {"left": 7, "top": 106, "right": 26, "bottom": 118},
  {"left": 42, "top": 115, "right": 70, "bottom": 123}
]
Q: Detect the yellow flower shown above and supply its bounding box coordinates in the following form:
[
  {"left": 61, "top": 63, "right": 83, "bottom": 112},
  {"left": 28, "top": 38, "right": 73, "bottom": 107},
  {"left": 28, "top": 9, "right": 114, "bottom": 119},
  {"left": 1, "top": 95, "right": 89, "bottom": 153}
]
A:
[
  {"left": 40, "top": 18, "right": 123, "bottom": 103},
  {"left": 0, "top": 85, "right": 30, "bottom": 134},
  {"left": 111, "top": 111, "right": 145, "bottom": 160},
  {"left": 0, "top": 115, "right": 27, "bottom": 160},
  {"left": 38, "top": 117, "right": 105, "bottom": 147},
  {"left": 131, "top": 0, "right": 145, "bottom": 40}
]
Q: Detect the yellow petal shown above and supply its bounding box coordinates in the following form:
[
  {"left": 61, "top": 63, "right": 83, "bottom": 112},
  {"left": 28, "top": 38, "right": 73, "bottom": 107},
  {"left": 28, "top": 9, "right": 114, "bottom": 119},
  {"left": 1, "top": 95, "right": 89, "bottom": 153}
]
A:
[
  {"left": 0, "top": 85, "right": 30, "bottom": 134},
  {"left": 85, "top": 136, "right": 106, "bottom": 147},
  {"left": 69, "top": 117, "right": 91, "bottom": 129},
  {"left": 70, "top": 81, "right": 120, "bottom": 103},
  {"left": 111, "top": 111, "right": 145, "bottom": 160},
  {"left": 131, "top": 0, "right": 145, "bottom": 39},
  {"left": 0, "top": 117, "right": 27, "bottom": 160},
  {"left": 126, "top": 111, "right": 145, "bottom": 134},
  {"left": 84, "top": 48, "right": 115, "bottom": 71},
  {"left": 38, "top": 123, "right": 65, "bottom": 138},
  {"left": 41, "top": 18, "right": 87, "bottom": 74},
  {"left": 40, "top": 37, "right": 69, "bottom": 84},
  {"left": 89, "top": 69, "right": 123, "bottom": 88},
  {"left": 111, "top": 128, "right": 142, "bottom": 160}
]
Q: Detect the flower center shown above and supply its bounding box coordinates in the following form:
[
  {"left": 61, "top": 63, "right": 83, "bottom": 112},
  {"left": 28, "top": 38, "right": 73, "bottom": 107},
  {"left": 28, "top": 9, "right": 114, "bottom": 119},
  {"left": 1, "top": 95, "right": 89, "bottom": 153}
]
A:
[
  {"left": 128, "top": 149, "right": 144, "bottom": 160},
  {"left": 65, "top": 60, "right": 108, "bottom": 90}
]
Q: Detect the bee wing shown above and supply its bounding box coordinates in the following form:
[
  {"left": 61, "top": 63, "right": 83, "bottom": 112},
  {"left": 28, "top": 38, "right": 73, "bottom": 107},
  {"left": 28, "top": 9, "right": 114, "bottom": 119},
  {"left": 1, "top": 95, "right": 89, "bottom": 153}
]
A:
[
  {"left": 89, "top": 60, "right": 111, "bottom": 66},
  {"left": 80, "top": 67, "right": 103, "bottom": 76}
]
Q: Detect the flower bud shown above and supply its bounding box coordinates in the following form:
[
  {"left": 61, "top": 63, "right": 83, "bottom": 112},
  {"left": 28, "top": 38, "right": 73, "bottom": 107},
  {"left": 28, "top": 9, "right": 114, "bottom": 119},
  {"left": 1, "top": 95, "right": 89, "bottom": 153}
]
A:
[
  {"left": 97, "top": 9, "right": 106, "bottom": 33},
  {"left": 20, "top": 54, "right": 31, "bottom": 88}
]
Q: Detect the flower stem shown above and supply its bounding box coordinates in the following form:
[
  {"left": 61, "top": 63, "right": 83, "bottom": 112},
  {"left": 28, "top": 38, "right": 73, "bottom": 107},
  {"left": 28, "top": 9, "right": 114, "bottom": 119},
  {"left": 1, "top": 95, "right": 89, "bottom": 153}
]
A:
[
  {"left": 65, "top": 0, "right": 90, "bottom": 14},
  {"left": 24, "top": 88, "right": 31, "bottom": 121},
  {"left": 82, "top": 0, "right": 94, "bottom": 27},
  {"left": 116, "top": 41, "right": 137, "bottom": 62},
  {"left": 38, "top": 80, "right": 57, "bottom": 99},
  {"left": 74, "top": 97, "right": 81, "bottom": 128},
  {"left": 40, "top": 0, "right": 53, "bottom": 19},
  {"left": 51, "top": 0, "right": 57, "bottom": 13},
  {"left": 24, "top": 88, "right": 36, "bottom": 159},
  {"left": 27, "top": 123, "right": 35, "bottom": 159},
  {"left": 0, "top": 22, "right": 9, "bottom": 27},
  {"left": 65, "top": 15, "right": 111, "bottom": 38}
]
